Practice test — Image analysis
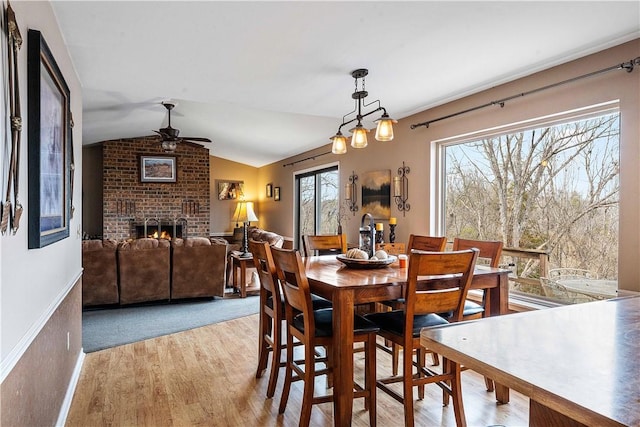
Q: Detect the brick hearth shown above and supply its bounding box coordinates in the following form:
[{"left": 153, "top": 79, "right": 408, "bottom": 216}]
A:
[{"left": 102, "top": 136, "right": 210, "bottom": 240}]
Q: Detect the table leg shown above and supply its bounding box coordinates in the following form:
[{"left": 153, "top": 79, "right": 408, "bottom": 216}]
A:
[
  {"left": 489, "top": 271, "right": 510, "bottom": 403},
  {"left": 332, "top": 290, "right": 354, "bottom": 426},
  {"left": 240, "top": 260, "right": 247, "bottom": 298}
]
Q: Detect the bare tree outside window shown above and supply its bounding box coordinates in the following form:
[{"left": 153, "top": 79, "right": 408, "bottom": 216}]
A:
[{"left": 444, "top": 112, "right": 619, "bottom": 302}]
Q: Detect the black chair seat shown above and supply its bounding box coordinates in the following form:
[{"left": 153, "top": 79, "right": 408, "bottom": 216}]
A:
[
  {"left": 293, "top": 308, "right": 379, "bottom": 337},
  {"left": 365, "top": 309, "right": 449, "bottom": 338},
  {"left": 462, "top": 300, "right": 484, "bottom": 317},
  {"left": 267, "top": 294, "right": 332, "bottom": 315}
]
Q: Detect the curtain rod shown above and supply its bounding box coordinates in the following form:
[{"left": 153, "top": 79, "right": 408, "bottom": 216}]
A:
[
  {"left": 282, "top": 151, "right": 332, "bottom": 167},
  {"left": 410, "top": 56, "right": 640, "bottom": 130}
]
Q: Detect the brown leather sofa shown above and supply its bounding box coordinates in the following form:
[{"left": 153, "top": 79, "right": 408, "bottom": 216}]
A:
[
  {"left": 82, "top": 239, "right": 119, "bottom": 306},
  {"left": 171, "top": 237, "right": 228, "bottom": 299},
  {"left": 118, "top": 237, "right": 171, "bottom": 305}
]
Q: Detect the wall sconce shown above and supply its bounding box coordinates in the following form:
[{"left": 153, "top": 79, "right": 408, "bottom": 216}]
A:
[
  {"left": 344, "top": 171, "right": 358, "bottom": 215},
  {"left": 393, "top": 161, "right": 410, "bottom": 216}
]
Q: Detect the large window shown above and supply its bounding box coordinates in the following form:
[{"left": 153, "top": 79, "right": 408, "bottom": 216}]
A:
[
  {"left": 439, "top": 110, "right": 620, "bottom": 304},
  {"left": 295, "top": 165, "right": 340, "bottom": 250}
]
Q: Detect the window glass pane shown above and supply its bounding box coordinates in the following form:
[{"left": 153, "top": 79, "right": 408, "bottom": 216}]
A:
[
  {"left": 318, "top": 170, "right": 339, "bottom": 235},
  {"left": 295, "top": 166, "right": 339, "bottom": 249},
  {"left": 299, "top": 175, "right": 315, "bottom": 242},
  {"left": 443, "top": 112, "right": 619, "bottom": 304}
]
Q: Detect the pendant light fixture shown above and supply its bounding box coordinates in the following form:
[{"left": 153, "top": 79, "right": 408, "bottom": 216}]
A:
[{"left": 331, "top": 68, "right": 396, "bottom": 154}]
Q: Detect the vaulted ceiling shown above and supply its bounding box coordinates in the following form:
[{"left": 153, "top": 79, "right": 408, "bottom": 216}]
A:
[{"left": 51, "top": 1, "right": 640, "bottom": 167}]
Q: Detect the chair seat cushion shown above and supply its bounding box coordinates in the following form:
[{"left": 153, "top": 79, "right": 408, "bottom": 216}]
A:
[
  {"left": 463, "top": 300, "right": 484, "bottom": 316},
  {"left": 311, "top": 294, "right": 332, "bottom": 309},
  {"left": 293, "top": 308, "right": 379, "bottom": 337},
  {"left": 364, "top": 310, "right": 449, "bottom": 338},
  {"left": 267, "top": 294, "right": 332, "bottom": 315}
]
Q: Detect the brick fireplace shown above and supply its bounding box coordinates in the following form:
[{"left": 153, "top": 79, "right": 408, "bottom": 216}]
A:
[{"left": 102, "top": 136, "right": 210, "bottom": 240}]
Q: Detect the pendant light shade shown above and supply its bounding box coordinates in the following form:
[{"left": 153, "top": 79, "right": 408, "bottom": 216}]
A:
[
  {"left": 350, "top": 123, "right": 369, "bottom": 148},
  {"left": 331, "top": 132, "right": 347, "bottom": 154},
  {"left": 374, "top": 113, "right": 397, "bottom": 141}
]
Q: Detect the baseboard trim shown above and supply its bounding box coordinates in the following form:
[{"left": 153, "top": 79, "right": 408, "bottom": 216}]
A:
[
  {"left": 0, "top": 270, "right": 82, "bottom": 383},
  {"left": 55, "top": 350, "right": 85, "bottom": 427}
]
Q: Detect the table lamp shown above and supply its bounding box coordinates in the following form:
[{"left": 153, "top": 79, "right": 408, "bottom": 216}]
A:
[{"left": 233, "top": 201, "right": 258, "bottom": 257}]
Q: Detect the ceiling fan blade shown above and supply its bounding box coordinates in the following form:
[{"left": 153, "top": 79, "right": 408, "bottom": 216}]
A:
[{"left": 181, "top": 137, "right": 212, "bottom": 143}]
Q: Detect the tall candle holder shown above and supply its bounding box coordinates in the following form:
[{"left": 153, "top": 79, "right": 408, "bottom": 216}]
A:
[{"left": 389, "top": 224, "right": 396, "bottom": 243}]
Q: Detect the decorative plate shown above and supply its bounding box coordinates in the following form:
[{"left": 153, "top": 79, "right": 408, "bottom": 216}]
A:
[{"left": 336, "top": 254, "right": 397, "bottom": 269}]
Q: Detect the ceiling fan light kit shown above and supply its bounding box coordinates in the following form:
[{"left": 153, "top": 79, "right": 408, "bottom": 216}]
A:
[
  {"left": 153, "top": 102, "right": 212, "bottom": 153},
  {"left": 330, "top": 68, "right": 396, "bottom": 154}
]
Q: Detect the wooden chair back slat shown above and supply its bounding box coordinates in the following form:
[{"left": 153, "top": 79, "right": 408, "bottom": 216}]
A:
[
  {"left": 302, "top": 234, "right": 347, "bottom": 257},
  {"left": 452, "top": 238, "right": 503, "bottom": 268},
  {"left": 406, "top": 234, "right": 447, "bottom": 253},
  {"left": 406, "top": 249, "right": 479, "bottom": 322}
]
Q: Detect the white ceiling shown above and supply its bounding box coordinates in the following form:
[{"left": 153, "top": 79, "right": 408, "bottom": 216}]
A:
[{"left": 51, "top": 1, "right": 640, "bottom": 167}]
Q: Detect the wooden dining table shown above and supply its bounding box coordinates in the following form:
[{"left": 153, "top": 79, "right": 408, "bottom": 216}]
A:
[
  {"left": 303, "top": 255, "right": 510, "bottom": 427},
  {"left": 420, "top": 295, "right": 640, "bottom": 426}
]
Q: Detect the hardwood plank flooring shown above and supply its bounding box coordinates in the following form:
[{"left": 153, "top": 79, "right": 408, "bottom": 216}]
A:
[{"left": 66, "top": 314, "right": 528, "bottom": 426}]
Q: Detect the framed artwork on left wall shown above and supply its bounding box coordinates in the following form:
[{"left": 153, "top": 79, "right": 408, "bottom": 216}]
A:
[{"left": 27, "top": 29, "right": 72, "bottom": 248}]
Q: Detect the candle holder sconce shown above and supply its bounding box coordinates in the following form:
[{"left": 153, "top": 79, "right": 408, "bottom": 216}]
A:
[
  {"left": 393, "top": 161, "right": 410, "bottom": 216},
  {"left": 345, "top": 171, "right": 359, "bottom": 215}
]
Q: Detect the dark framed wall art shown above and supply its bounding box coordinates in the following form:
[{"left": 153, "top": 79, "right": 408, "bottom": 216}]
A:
[
  {"left": 361, "top": 169, "right": 391, "bottom": 219},
  {"left": 140, "top": 155, "right": 177, "bottom": 183},
  {"left": 274, "top": 186, "right": 281, "bottom": 201},
  {"left": 27, "top": 30, "right": 72, "bottom": 248},
  {"left": 266, "top": 183, "right": 273, "bottom": 198}
]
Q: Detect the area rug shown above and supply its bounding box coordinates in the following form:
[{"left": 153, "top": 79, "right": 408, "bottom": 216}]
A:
[{"left": 82, "top": 294, "right": 259, "bottom": 353}]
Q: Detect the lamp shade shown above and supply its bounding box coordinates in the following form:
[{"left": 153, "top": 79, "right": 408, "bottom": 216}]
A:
[
  {"left": 374, "top": 114, "right": 397, "bottom": 141},
  {"left": 331, "top": 133, "right": 347, "bottom": 154},
  {"left": 350, "top": 123, "right": 369, "bottom": 148},
  {"left": 234, "top": 201, "right": 259, "bottom": 223}
]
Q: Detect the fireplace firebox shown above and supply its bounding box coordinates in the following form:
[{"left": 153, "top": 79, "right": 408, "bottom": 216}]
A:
[{"left": 131, "top": 218, "right": 187, "bottom": 240}]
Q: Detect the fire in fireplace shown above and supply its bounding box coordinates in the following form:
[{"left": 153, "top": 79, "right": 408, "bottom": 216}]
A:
[{"left": 131, "top": 219, "right": 187, "bottom": 240}]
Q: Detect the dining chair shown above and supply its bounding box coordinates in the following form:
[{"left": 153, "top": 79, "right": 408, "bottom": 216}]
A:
[
  {"left": 382, "top": 234, "right": 448, "bottom": 374},
  {"left": 451, "top": 237, "right": 503, "bottom": 396},
  {"left": 249, "top": 239, "right": 286, "bottom": 399},
  {"left": 271, "top": 246, "right": 379, "bottom": 426},
  {"left": 302, "top": 234, "right": 347, "bottom": 257},
  {"left": 452, "top": 237, "right": 503, "bottom": 320},
  {"left": 249, "top": 239, "right": 332, "bottom": 399},
  {"left": 364, "top": 248, "right": 479, "bottom": 427}
]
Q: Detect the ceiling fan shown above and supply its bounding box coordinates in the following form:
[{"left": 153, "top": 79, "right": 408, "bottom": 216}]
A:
[{"left": 153, "top": 102, "right": 212, "bottom": 152}]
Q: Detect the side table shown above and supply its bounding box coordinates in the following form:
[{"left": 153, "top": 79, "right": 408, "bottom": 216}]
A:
[{"left": 230, "top": 252, "right": 254, "bottom": 298}]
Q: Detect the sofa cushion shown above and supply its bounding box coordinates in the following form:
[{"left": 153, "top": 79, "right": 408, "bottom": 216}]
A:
[
  {"left": 82, "top": 239, "right": 119, "bottom": 306},
  {"left": 248, "top": 228, "right": 284, "bottom": 248}
]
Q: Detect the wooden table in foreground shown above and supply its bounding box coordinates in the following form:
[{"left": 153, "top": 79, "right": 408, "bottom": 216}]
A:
[
  {"left": 303, "top": 255, "right": 509, "bottom": 427},
  {"left": 421, "top": 296, "right": 640, "bottom": 427}
]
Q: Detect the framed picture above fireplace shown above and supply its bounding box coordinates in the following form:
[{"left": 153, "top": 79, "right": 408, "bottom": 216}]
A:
[{"left": 140, "top": 155, "right": 177, "bottom": 183}]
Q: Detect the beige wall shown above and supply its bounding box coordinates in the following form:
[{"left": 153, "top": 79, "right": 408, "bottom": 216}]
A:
[
  {"left": 257, "top": 39, "right": 640, "bottom": 293},
  {"left": 210, "top": 156, "right": 259, "bottom": 234},
  {"left": 1, "top": 0, "right": 84, "bottom": 425}
]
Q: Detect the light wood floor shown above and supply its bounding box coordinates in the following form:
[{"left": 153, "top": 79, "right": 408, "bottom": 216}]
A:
[{"left": 66, "top": 313, "right": 529, "bottom": 426}]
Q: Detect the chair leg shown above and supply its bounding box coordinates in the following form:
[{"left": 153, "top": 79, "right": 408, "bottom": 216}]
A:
[
  {"left": 278, "top": 331, "right": 294, "bottom": 414},
  {"left": 417, "top": 348, "right": 425, "bottom": 400},
  {"left": 255, "top": 310, "right": 270, "bottom": 379},
  {"left": 402, "top": 346, "right": 415, "bottom": 427},
  {"left": 365, "top": 334, "right": 377, "bottom": 427},
  {"left": 430, "top": 350, "right": 439, "bottom": 366},
  {"left": 299, "top": 343, "right": 317, "bottom": 427},
  {"left": 448, "top": 358, "right": 467, "bottom": 427},
  {"left": 266, "top": 318, "right": 281, "bottom": 398},
  {"left": 484, "top": 376, "right": 495, "bottom": 392},
  {"left": 392, "top": 343, "right": 400, "bottom": 376}
]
